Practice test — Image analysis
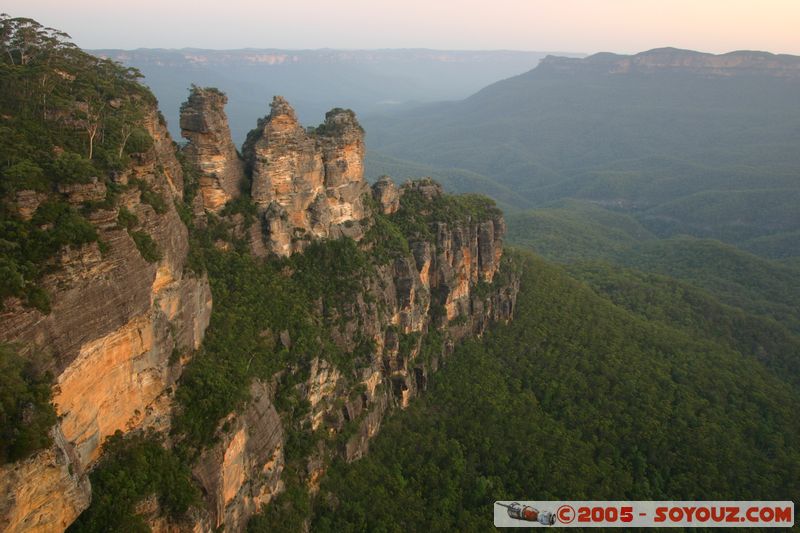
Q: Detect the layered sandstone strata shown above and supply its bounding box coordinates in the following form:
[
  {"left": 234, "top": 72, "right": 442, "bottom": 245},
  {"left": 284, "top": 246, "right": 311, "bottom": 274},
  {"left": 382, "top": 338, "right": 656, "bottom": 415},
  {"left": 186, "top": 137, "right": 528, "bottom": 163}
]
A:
[
  {"left": 244, "top": 97, "right": 370, "bottom": 256},
  {"left": 180, "top": 87, "right": 245, "bottom": 212},
  {"left": 0, "top": 106, "right": 212, "bottom": 532}
]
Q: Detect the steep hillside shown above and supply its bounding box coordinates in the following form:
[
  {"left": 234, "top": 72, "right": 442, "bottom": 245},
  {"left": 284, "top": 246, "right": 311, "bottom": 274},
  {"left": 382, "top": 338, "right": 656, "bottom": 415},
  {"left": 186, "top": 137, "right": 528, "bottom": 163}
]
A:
[
  {"left": 310, "top": 252, "right": 800, "bottom": 530},
  {"left": 618, "top": 237, "right": 800, "bottom": 334},
  {"left": 507, "top": 203, "right": 800, "bottom": 335},
  {"left": 0, "top": 16, "right": 211, "bottom": 531},
  {"left": 507, "top": 200, "right": 655, "bottom": 261},
  {"left": 568, "top": 262, "right": 800, "bottom": 389}
]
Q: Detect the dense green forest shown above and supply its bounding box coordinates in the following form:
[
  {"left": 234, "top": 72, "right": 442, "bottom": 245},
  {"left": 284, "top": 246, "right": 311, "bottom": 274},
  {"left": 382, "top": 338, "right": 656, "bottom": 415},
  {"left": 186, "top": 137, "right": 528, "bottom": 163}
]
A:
[
  {"left": 0, "top": 343, "right": 56, "bottom": 463},
  {"left": 507, "top": 202, "right": 800, "bottom": 336},
  {"left": 310, "top": 251, "right": 800, "bottom": 530}
]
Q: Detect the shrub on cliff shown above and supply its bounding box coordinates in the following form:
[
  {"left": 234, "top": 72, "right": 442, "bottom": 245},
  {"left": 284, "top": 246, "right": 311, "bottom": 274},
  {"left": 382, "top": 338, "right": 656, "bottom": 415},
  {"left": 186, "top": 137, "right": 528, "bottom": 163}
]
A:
[
  {"left": 130, "top": 230, "right": 162, "bottom": 263},
  {"left": 68, "top": 431, "right": 199, "bottom": 532},
  {"left": 0, "top": 344, "right": 56, "bottom": 463},
  {"left": 0, "top": 199, "right": 99, "bottom": 312}
]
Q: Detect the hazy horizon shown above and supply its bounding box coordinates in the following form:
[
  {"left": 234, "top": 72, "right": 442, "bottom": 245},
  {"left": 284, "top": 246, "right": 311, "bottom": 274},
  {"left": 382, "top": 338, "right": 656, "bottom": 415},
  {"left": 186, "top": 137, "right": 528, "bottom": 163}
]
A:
[{"left": 6, "top": 0, "right": 800, "bottom": 55}]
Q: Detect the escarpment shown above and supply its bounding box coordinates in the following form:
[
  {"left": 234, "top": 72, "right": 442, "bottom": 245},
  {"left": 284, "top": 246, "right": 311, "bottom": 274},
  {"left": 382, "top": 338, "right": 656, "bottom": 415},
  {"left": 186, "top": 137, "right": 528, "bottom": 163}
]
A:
[
  {"left": 163, "top": 91, "right": 519, "bottom": 530},
  {"left": 169, "top": 172, "right": 519, "bottom": 530},
  {"left": 2, "top": 52, "right": 518, "bottom": 533},
  {"left": 0, "top": 96, "right": 212, "bottom": 530},
  {"left": 539, "top": 47, "right": 800, "bottom": 78}
]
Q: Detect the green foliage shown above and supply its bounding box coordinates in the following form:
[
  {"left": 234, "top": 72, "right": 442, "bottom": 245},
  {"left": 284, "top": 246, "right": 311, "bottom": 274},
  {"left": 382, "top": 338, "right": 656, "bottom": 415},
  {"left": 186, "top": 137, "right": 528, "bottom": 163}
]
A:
[
  {"left": 130, "top": 230, "right": 161, "bottom": 263},
  {"left": 220, "top": 192, "right": 258, "bottom": 226},
  {"left": 507, "top": 200, "right": 655, "bottom": 262},
  {"left": 569, "top": 261, "right": 800, "bottom": 389},
  {"left": 68, "top": 431, "right": 199, "bottom": 532},
  {"left": 312, "top": 251, "right": 800, "bottom": 531},
  {"left": 173, "top": 199, "right": 192, "bottom": 228},
  {"left": 364, "top": 152, "right": 525, "bottom": 213},
  {"left": 51, "top": 152, "right": 95, "bottom": 184},
  {"left": 398, "top": 332, "right": 420, "bottom": 358},
  {"left": 742, "top": 230, "right": 800, "bottom": 260},
  {"left": 175, "top": 190, "right": 494, "bottom": 455},
  {"left": 0, "top": 15, "right": 151, "bottom": 169},
  {"left": 172, "top": 247, "right": 321, "bottom": 453},
  {"left": 124, "top": 128, "right": 154, "bottom": 154},
  {"left": 1, "top": 159, "right": 48, "bottom": 193},
  {"left": 363, "top": 210, "right": 411, "bottom": 264},
  {"left": 0, "top": 199, "right": 97, "bottom": 311},
  {"left": 117, "top": 206, "right": 139, "bottom": 230},
  {"left": 289, "top": 238, "right": 371, "bottom": 309},
  {"left": 175, "top": 147, "right": 199, "bottom": 205},
  {"left": 506, "top": 201, "right": 800, "bottom": 335},
  {"left": 314, "top": 108, "right": 362, "bottom": 136},
  {"left": 365, "top": 58, "right": 800, "bottom": 259},
  {"left": 247, "top": 476, "right": 310, "bottom": 533},
  {"left": 619, "top": 237, "right": 800, "bottom": 334},
  {"left": 0, "top": 15, "right": 159, "bottom": 311},
  {"left": 0, "top": 344, "right": 56, "bottom": 464},
  {"left": 130, "top": 178, "right": 167, "bottom": 215},
  {"left": 392, "top": 181, "right": 501, "bottom": 241}
]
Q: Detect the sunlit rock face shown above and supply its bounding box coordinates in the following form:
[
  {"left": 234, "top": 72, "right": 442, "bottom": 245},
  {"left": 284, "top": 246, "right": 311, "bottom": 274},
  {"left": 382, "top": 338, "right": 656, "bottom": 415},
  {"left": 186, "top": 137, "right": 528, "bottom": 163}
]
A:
[
  {"left": 0, "top": 104, "right": 212, "bottom": 531},
  {"left": 180, "top": 87, "right": 245, "bottom": 212},
  {"left": 191, "top": 381, "right": 284, "bottom": 531},
  {"left": 244, "top": 96, "right": 370, "bottom": 257},
  {"left": 0, "top": 73, "right": 518, "bottom": 531}
]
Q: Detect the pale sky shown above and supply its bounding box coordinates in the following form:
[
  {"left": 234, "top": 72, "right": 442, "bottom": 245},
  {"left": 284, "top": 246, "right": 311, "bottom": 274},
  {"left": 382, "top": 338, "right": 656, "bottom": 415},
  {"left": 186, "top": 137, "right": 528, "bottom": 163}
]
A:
[{"left": 5, "top": 0, "right": 800, "bottom": 55}]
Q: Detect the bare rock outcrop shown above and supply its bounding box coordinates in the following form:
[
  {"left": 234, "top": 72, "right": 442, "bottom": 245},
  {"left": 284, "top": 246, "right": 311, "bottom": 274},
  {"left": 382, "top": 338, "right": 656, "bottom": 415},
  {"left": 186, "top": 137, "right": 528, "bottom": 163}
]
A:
[
  {"left": 244, "top": 97, "right": 370, "bottom": 256},
  {"left": 2, "top": 79, "right": 517, "bottom": 532},
  {"left": 178, "top": 173, "right": 518, "bottom": 532},
  {"left": 372, "top": 176, "right": 401, "bottom": 215},
  {"left": 0, "top": 428, "right": 90, "bottom": 533},
  {"left": 180, "top": 87, "right": 245, "bottom": 212}
]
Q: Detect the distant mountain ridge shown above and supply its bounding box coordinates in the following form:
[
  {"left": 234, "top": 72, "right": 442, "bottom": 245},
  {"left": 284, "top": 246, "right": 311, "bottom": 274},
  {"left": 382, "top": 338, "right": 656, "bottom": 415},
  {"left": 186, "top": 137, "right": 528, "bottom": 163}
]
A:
[
  {"left": 90, "top": 48, "right": 575, "bottom": 144},
  {"left": 362, "top": 45, "right": 800, "bottom": 261},
  {"left": 94, "top": 48, "right": 558, "bottom": 67},
  {"left": 537, "top": 47, "right": 800, "bottom": 77}
]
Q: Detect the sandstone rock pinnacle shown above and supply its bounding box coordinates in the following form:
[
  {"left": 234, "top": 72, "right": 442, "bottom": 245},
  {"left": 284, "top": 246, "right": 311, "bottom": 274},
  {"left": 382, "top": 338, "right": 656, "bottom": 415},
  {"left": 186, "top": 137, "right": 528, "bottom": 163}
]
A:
[
  {"left": 180, "top": 87, "right": 245, "bottom": 212},
  {"left": 244, "top": 96, "right": 370, "bottom": 257}
]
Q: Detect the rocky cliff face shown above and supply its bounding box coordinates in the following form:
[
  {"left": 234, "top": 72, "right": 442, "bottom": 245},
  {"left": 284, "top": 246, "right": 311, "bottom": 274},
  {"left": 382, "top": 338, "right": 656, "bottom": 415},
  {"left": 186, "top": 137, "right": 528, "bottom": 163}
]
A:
[
  {"left": 191, "top": 380, "right": 284, "bottom": 531},
  {"left": 372, "top": 176, "right": 401, "bottom": 215},
  {"left": 174, "top": 171, "right": 518, "bottom": 530},
  {"left": 539, "top": 47, "right": 800, "bottom": 78},
  {"left": 180, "top": 87, "right": 245, "bottom": 212},
  {"left": 243, "top": 97, "right": 370, "bottom": 256},
  {"left": 0, "top": 106, "right": 212, "bottom": 532},
  {"left": 2, "top": 79, "right": 519, "bottom": 533}
]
